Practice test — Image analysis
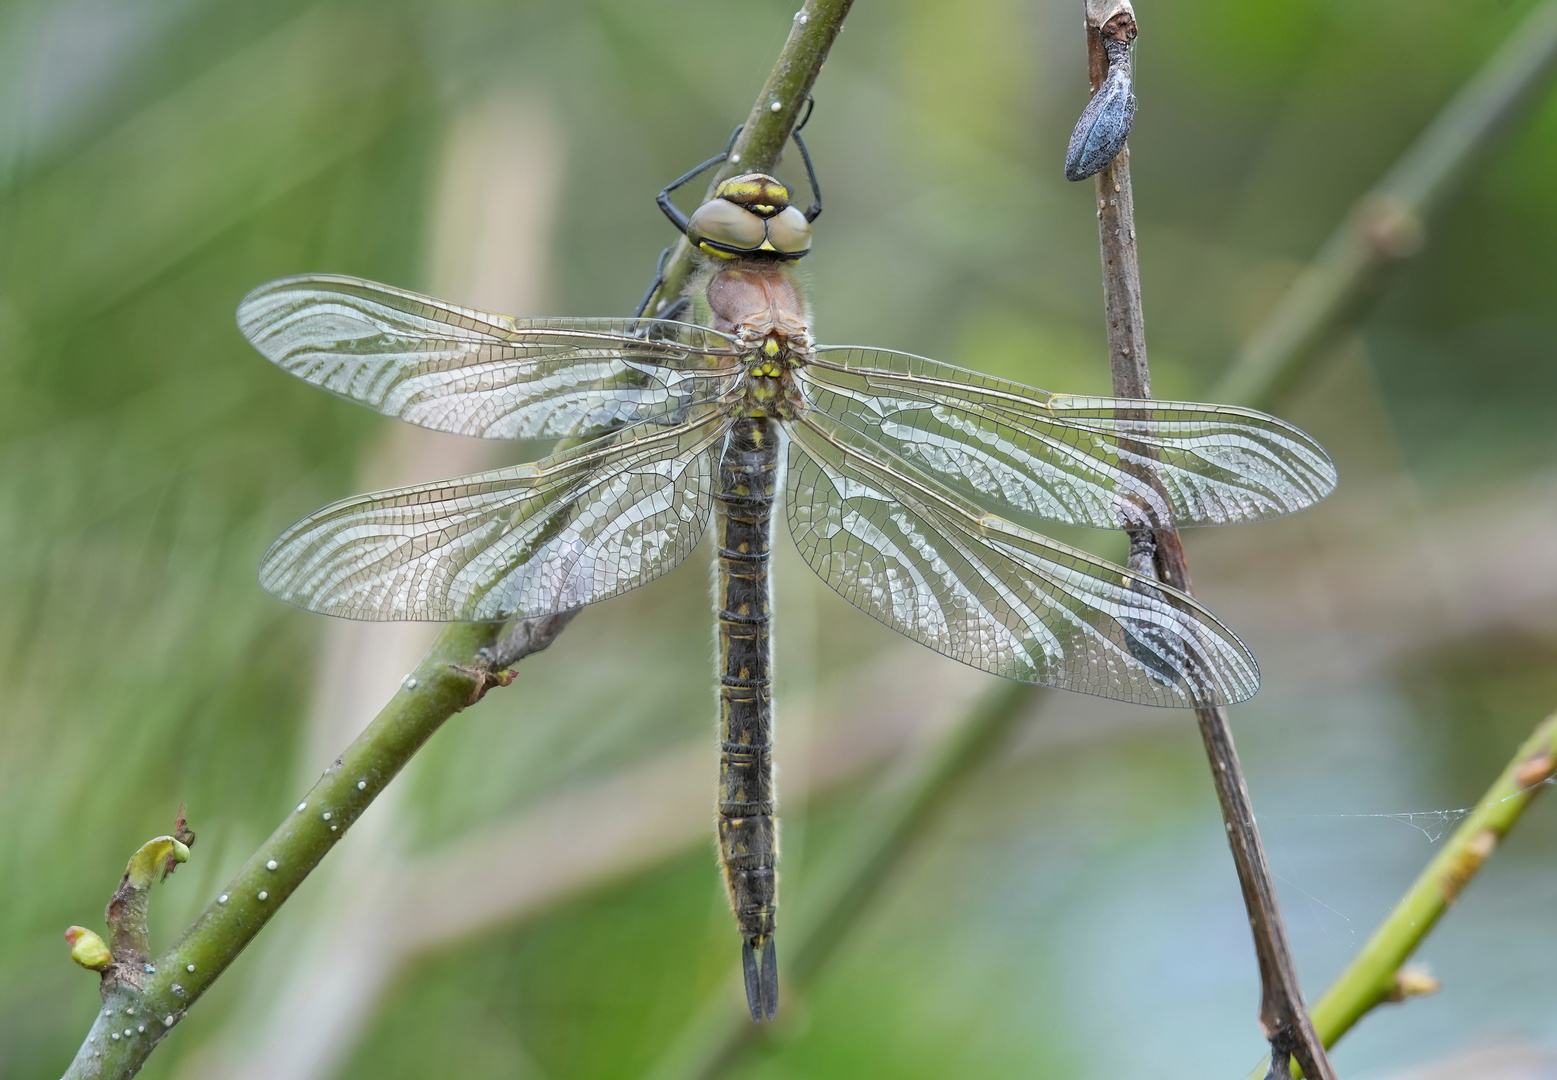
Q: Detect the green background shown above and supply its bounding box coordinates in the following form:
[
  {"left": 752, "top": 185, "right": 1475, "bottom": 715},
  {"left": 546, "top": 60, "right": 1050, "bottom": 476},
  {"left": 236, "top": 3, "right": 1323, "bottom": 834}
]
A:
[{"left": 3, "top": 1, "right": 1556, "bottom": 1077}]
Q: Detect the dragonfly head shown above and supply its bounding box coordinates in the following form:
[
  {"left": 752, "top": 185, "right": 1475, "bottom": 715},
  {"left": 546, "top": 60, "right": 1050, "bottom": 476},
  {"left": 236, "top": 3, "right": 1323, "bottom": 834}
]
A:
[{"left": 687, "top": 173, "right": 812, "bottom": 261}]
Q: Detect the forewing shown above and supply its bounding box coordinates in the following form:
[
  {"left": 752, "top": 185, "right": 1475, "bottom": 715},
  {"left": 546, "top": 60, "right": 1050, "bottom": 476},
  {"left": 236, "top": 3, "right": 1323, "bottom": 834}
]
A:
[
  {"left": 786, "top": 414, "right": 1260, "bottom": 707},
  {"left": 238, "top": 274, "right": 739, "bottom": 440},
  {"left": 261, "top": 418, "right": 726, "bottom": 620},
  {"left": 804, "top": 347, "right": 1336, "bottom": 529}
]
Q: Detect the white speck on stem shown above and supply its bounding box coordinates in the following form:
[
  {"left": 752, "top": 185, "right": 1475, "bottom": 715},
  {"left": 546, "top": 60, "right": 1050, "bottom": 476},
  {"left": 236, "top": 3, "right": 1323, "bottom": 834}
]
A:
[
  {"left": 357, "top": 779, "right": 367, "bottom": 790},
  {"left": 137, "top": 1025, "right": 145, "bottom": 1034},
  {"left": 111, "top": 1033, "right": 120, "bottom": 1041},
  {"left": 402, "top": 675, "right": 418, "bottom": 690},
  {"left": 330, "top": 824, "right": 338, "bottom": 832},
  {"left": 266, "top": 860, "right": 278, "bottom": 871},
  {"left": 124, "top": 1029, "right": 131, "bottom": 1037},
  {"left": 164, "top": 1015, "right": 175, "bottom": 1026},
  {"left": 770, "top": 100, "right": 783, "bottom": 113},
  {"left": 217, "top": 894, "right": 228, "bottom": 904},
  {"left": 186, "top": 963, "right": 196, "bottom": 972},
  {"left": 796, "top": 11, "right": 809, "bottom": 24},
  {"left": 322, "top": 812, "right": 332, "bottom": 821},
  {"left": 296, "top": 802, "right": 307, "bottom": 813},
  {"left": 257, "top": 890, "right": 268, "bottom": 901},
  {"left": 730, "top": 153, "right": 741, "bottom": 164}
]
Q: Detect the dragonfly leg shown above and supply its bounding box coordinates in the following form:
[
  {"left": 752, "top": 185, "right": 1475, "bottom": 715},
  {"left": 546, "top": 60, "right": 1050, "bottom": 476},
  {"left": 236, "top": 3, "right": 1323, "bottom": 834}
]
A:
[
  {"left": 791, "top": 97, "right": 822, "bottom": 223},
  {"left": 655, "top": 123, "right": 745, "bottom": 235},
  {"left": 632, "top": 246, "right": 673, "bottom": 321}
]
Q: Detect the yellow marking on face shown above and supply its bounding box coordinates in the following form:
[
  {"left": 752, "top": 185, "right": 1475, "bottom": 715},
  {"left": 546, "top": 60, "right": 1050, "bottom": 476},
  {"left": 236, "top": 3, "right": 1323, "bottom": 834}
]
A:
[
  {"left": 718, "top": 177, "right": 789, "bottom": 201},
  {"left": 753, "top": 204, "right": 774, "bottom": 215},
  {"left": 698, "top": 242, "right": 739, "bottom": 258},
  {"left": 720, "top": 179, "right": 763, "bottom": 198}
]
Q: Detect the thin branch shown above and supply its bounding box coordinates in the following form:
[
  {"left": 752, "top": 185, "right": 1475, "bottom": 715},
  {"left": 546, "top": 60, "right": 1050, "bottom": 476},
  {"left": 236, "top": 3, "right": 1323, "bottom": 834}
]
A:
[
  {"left": 1244, "top": 710, "right": 1557, "bottom": 1080},
  {"left": 1079, "top": 6, "right": 1336, "bottom": 1076},
  {"left": 1214, "top": 0, "right": 1557, "bottom": 410},
  {"left": 644, "top": 683, "right": 1038, "bottom": 1080},
  {"left": 178, "top": 643, "right": 988, "bottom": 1080},
  {"left": 646, "top": 0, "right": 854, "bottom": 313},
  {"left": 59, "top": 617, "right": 564, "bottom": 1080}
]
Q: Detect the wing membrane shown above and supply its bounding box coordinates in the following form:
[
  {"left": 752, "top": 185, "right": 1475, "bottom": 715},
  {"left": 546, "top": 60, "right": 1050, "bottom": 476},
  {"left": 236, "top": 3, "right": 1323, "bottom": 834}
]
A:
[
  {"left": 786, "top": 413, "right": 1260, "bottom": 707},
  {"left": 804, "top": 347, "right": 1336, "bottom": 529},
  {"left": 238, "top": 275, "right": 739, "bottom": 440},
  {"left": 261, "top": 417, "right": 726, "bottom": 620}
]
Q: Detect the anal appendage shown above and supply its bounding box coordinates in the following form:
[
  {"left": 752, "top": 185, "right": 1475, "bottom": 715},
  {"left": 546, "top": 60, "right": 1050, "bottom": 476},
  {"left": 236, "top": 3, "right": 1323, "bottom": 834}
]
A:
[{"left": 741, "top": 936, "right": 779, "bottom": 1022}]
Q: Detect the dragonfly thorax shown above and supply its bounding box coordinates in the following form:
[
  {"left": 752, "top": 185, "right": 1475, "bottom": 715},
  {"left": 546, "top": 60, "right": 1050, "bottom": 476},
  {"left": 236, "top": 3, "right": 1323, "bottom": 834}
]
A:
[{"left": 695, "top": 260, "right": 814, "bottom": 420}]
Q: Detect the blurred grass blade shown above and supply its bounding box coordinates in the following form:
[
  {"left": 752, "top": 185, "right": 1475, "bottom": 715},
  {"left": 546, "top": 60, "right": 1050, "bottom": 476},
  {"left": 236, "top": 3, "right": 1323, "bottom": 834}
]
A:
[
  {"left": 1215, "top": 0, "right": 1557, "bottom": 409},
  {"left": 0, "top": 8, "right": 419, "bottom": 324}
]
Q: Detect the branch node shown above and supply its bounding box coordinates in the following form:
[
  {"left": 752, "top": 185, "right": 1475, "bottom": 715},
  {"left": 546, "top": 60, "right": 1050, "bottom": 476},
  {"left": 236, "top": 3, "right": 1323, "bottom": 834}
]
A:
[
  {"left": 1355, "top": 194, "right": 1426, "bottom": 260},
  {"left": 1514, "top": 751, "right": 1556, "bottom": 788},
  {"left": 65, "top": 926, "right": 113, "bottom": 972},
  {"left": 1387, "top": 964, "right": 1442, "bottom": 1002},
  {"left": 1439, "top": 827, "right": 1498, "bottom": 903},
  {"left": 480, "top": 608, "right": 581, "bottom": 670},
  {"left": 448, "top": 663, "right": 518, "bottom": 707}
]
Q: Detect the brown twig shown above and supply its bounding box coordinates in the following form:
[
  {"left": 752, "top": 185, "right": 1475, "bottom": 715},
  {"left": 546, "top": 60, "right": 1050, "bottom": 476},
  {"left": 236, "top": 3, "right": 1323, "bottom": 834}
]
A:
[{"left": 1081, "top": 7, "right": 1336, "bottom": 1077}]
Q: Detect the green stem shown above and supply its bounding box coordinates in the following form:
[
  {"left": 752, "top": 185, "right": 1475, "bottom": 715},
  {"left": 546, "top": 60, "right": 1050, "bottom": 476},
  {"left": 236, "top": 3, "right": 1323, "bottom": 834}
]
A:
[
  {"left": 648, "top": 0, "right": 854, "bottom": 313},
  {"left": 1214, "top": 0, "right": 1557, "bottom": 410},
  {"left": 103, "top": 837, "right": 190, "bottom": 971},
  {"left": 59, "top": 617, "right": 564, "bottom": 1080},
  {"left": 1243, "top": 710, "right": 1557, "bottom": 1080},
  {"left": 645, "top": 682, "right": 1037, "bottom": 1080}
]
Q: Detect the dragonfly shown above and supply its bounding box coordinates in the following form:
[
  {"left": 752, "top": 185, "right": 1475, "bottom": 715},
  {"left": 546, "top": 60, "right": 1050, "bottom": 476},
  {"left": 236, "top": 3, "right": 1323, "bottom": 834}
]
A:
[{"left": 237, "top": 122, "right": 1336, "bottom": 1024}]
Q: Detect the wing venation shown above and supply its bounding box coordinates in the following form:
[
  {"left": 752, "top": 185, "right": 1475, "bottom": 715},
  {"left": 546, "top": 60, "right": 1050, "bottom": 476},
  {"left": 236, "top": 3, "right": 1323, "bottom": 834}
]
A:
[
  {"left": 786, "top": 413, "right": 1260, "bottom": 708},
  {"left": 238, "top": 274, "right": 739, "bottom": 440},
  {"left": 804, "top": 347, "right": 1336, "bottom": 529},
  {"left": 261, "top": 418, "right": 726, "bottom": 620}
]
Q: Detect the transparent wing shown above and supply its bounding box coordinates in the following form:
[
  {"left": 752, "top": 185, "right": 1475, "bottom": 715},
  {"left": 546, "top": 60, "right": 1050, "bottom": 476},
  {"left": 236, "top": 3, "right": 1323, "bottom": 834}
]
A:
[
  {"left": 238, "top": 274, "right": 740, "bottom": 440},
  {"left": 803, "top": 347, "right": 1336, "bottom": 529},
  {"left": 261, "top": 417, "right": 727, "bottom": 621},
  {"left": 785, "top": 413, "right": 1260, "bottom": 707}
]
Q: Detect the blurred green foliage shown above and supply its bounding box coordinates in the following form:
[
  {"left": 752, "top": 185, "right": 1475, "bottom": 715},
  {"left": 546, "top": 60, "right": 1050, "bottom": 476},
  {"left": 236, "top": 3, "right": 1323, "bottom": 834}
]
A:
[{"left": 2, "top": 0, "right": 1556, "bottom": 1077}]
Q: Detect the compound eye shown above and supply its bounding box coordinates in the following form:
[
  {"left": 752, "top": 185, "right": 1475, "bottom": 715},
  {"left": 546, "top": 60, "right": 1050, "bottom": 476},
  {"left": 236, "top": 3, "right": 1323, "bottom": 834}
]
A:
[
  {"left": 687, "top": 198, "right": 767, "bottom": 252},
  {"left": 764, "top": 206, "right": 812, "bottom": 255}
]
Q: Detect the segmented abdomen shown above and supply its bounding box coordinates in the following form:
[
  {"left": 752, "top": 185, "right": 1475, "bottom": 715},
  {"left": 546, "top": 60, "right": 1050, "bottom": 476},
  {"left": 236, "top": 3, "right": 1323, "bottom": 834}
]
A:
[{"left": 714, "top": 416, "right": 778, "bottom": 952}]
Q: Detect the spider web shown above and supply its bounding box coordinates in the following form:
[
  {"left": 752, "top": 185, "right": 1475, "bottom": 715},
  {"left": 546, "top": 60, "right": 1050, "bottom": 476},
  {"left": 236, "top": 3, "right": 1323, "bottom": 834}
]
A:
[{"left": 1260, "top": 774, "right": 1556, "bottom": 843}]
